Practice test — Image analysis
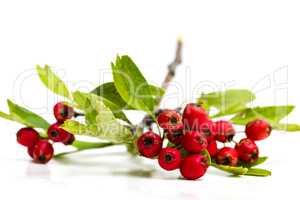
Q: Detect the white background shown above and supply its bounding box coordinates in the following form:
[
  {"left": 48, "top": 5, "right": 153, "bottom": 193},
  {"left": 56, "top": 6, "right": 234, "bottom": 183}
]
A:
[{"left": 1, "top": 0, "right": 300, "bottom": 199}]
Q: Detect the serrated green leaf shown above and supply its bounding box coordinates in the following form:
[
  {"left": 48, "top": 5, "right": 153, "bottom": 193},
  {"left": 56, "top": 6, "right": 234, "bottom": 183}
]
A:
[
  {"left": 230, "top": 105, "right": 300, "bottom": 131},
  {"left": 73, "top": 91, "right": 130, "bottom": 124},
  {"left": 68, "top": 92, "right": 134, "bottom": 143},
  {"left": 91, "top": 82, "right": 164, "bottom": 110},
  {"left": 7, "top": 100, "right": 50, "bottom": 130},
  {"left": 198, "top": 89, "right": 255, "bottom": 118},
  {"left": 111, "top": 55, "right": 156, "bottom": 114},
  {"left": 36, "top": 65, "right": 72, "bottom": 99},
  {"left": 245, "top": 168, "right": 272, "bottom": 177},
  {"left": 211, "top": 162, "right": 248, "bottom": 175}
]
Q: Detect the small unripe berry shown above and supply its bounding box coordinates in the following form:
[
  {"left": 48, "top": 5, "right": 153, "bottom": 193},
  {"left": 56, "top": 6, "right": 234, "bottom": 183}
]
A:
[
  {"left": 137, "top": 131, "right": 162, "bottom": 158},
  {"left": 235, "top": 138, "right": 259, "bottom": 163},
  {"left": 158, "top": 147, "right": 181, "bottom": 171},
  {"left": 207, "top": 140, "right": 218, "bottom": 157},
  {"left": 180, "top": 154, "right": 208, "bottom": 180},
  {"left": 213, "top": 120, "right": 236, "bottom": 143},
  {"left": 47, "top": 122, "right": 73, "bottom": 144},
  {"left": 16, "top": 128, "right": 40, "bottom": 147},
  {"left": 216, "top": 147, "right": 239, "bottom": 166},
  {"left": 53, "top": 102, "right": 75, "bottom": 122},
  {"left": 165, "top": 125, "right": 184, "bottom": 145},
  {"left": 245, "top": 119, "right": 272, "bottom": 141},
  {"left": 157, "top": 109, "right": 182, "bottom": 130},
  {"left": 182, "top": 103, "right": 210, "bottom": 130},
  {"left": 182, "top": 131, "right": 208, "bottom": 153},
  {"left": 31, "top": 140, "right": 54, "bottom": 164}
]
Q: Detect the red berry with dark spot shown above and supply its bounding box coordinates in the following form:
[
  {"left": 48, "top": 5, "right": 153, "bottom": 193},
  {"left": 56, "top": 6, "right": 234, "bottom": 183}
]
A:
[
  {"left": 16, "top": 128, "right": 40, "bottom": 147},
  {"left": 235, "top": 138, "right": 259, "bottom": 163},
  {"left": 157, "top": 109, "right": 182, "bottom": 130},
  {"left": 31, "top": 140, "right": 54, "bottom": 164},
  {"left": 213, "top": 120, "right": 236, "bottom": 143},
  {"left": 158, "top": 147, "right": 181, "bottom": 171},
  {"left": 63, "top": 133, "right": 75, "bottom": 145},
  {"left": 180, "top": 154, "right": 208, "bottom": 180},
  {"left": 245, "top": 119, "right": 272, "bottom": 141},
  {"left": 182, "top": 103, "right": 210, "bottom": 130},
  {"left": 182, "top": 131, "right": 208, "bottom": 153},
  {"left": 165, "top": 125, "right": 184, "bottom": 145},
  {"left": 207, "top": 140, "right": 218, "bottom": 157},
  {"left": 216, "top": 147, "right": 239, "bottom": 166},
  {"left": 137, "top": 131, "right": 162, "bottom": 158},
  {"left": 47, "top": 122, "right": 73, "bottom": 144},
  {"left": 53, "top": 102, "right": 75, "bottom": 122}
]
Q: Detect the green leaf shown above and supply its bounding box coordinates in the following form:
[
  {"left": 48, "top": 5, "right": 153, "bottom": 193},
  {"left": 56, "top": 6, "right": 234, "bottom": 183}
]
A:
[
  {"left": 245, "top": 168, "right": 272, "bottom": 177},
  {"left": 73, "top": 91, "right": 130, "bottom": 124},
  {"left": 242, "top": 157, "right": 268, "bottom": 168},
  {"left": 36, "top": 65, "right": 72, "bottom": 99},
  {"left": 230, "top": 105, "right": 300, "bottom": 131},
  {"left": 66, "top": 92, "right": 134, "bottom": 143},
  {"left": 6, "top": 100, "right": 50, "bottom": 130},
  {"left": 91, "top": 82, "right": 164, "bottom": 110},
  {"left": 0, "top": 110, "right": 13, "bottom": 121},
  {"left": 111, "top": 55, "right": 156, "bottom": 114},
  {"left": 198, "top": 89, "right": 255, "bottom": 118},
  {"left": 211, "top": 162, "right": 248, "bottom": 175}
]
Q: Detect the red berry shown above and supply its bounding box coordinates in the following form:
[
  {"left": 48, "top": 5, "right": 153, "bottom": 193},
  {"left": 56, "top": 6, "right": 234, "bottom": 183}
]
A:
[
  {"left": 47, "top": 122, "right": 73, "bottom": 144},
  {"left": 213, "top": 120, "right": 236, "bottom": 143},
  {"left": 180, "top": 154, "right": 208, "bottom": 180},
  {"left": 182, "top": 131, "right": 208, "bottom": 153},
  {"left": 63, "top": 133, "right": 75, "bottom": 145},
  {"left": 165, "top": 125, "right": 184, "bottom": 145},
  {"left": 31, "top": 140, "right": 54, "bottom": 164},
  {"left": 53, "top": 102, "right": 75, "bottom": 122},
  {"left": 245, "top": 119, "right": 272, "bottom": 141},
  {"left": 182, "top": 103, "right": 210, "bottom": 130},
  {"left": 200, "top": 120, "right": 217, "bottom": 142},
  {"left": 207, "top": 140, "right": 218, "bottom": 157},
  {"left": 157, "top": 109, "right": 182, "bottom": 130},
  {"left": 137, "top": 131, "right": 162, "bottom": 158},
  {"left": 16, "top": 128, "right": 40, "bottom": 147},
  {"left": 216, "top": 147, "right": 239, "bottom": 166},
  {"left": 158, "top": 147, "right": 181, "bottom": 171},
  {"left": 235, "top": 138, "right": 259, "bottom": 163}
]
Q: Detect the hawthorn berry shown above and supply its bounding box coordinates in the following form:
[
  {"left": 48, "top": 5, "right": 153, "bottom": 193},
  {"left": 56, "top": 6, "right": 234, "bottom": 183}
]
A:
[
  {"left": 235, "top": 138, "right": 259, "bottom": 163},
  {"left": 47, "top": 122, "right": 73, "bottom": 144},
  {"left": 137, "top": 131, "right": 162, "bottom": 158},
  {"left": 207, "top": 140, "right": 218, "bottom": 157},
  {"left": 216, "top": 147, "right": 239, "bottom": 166},
  {"left": 157, "top": 109, "right": 182, "bottom": 130},
  {"left": 63, "top": 133, "right": 75, "bottom": 145},
  {"left": 213, "top": 120, "right": 236, "bottom": 143},
  {"left": 30, "top": 140, "right": 54, "bottom": 164},
  {"left": 180, "top": 154, "right": 208, "bottom": 180},
  {"left": 158, "top": 147, "right": 181, "bottom": 171},
  {"left": 53, "top": 102, "right": 75, "bottom": 122},
  {"left": 182, "top": 103, "right": 210, "bottom": 130},
  {"left": 182, "top": 131, "right": 208, "bottom": 153},
  {"left": 165, "top": 125, "right": 184, "bottom": 145},
  {"left": 245, "top": 119, "right": 272, "bottom": 141},
  {"left": 16, "top": 128, "right": 40, "bottom": 147},
  {"left": 200, "top": 120, "right": 217, "bottom": 142}
]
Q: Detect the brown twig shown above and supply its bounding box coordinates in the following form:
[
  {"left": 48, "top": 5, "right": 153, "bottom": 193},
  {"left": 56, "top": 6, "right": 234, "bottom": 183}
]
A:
[{"left": 139, "top": 38, "right": 183, "bottom": 130}]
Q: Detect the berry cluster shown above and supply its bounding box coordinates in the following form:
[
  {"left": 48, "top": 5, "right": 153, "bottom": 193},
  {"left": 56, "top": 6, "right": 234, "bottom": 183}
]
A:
[
  {"left": 137, "top": 103, "right": 272, "bottom": 180},
  {"left": 16, "top": 102, "right": 76, "bottom": 163}
]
